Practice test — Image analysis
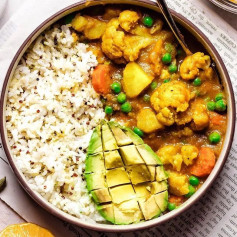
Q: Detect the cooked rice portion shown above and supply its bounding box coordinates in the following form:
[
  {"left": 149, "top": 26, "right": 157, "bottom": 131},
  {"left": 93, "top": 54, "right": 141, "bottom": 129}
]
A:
[{"left": 6, "top": 25, "right": 105, "bottom": 222}]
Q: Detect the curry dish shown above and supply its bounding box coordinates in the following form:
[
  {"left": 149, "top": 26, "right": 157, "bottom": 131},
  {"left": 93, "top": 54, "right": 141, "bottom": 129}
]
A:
[{"left": 68, "top": 6, "right": 228, "bottom": 223}]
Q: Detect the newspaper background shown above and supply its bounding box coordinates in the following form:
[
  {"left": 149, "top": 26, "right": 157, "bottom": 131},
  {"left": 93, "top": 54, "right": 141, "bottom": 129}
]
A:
[{"left": 0, "top": 0, "right": 237, "bottom": 236}]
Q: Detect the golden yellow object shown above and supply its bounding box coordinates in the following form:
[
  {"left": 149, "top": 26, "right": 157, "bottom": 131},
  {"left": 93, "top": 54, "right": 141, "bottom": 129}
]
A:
[{"left": 0, "top": 223, "right": 54, "bottom": 237}]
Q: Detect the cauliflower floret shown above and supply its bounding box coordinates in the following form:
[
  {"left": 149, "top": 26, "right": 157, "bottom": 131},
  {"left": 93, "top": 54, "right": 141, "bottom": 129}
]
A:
[
  {"left": 181, "top": 145, "right": 199, "bottom": 166},
  {"left": 191, "top": 99, "right": 209, "bottom": 131},
  {"left": 157, "top": 144, "right": 199, "bottom": 171},
  {"left": 171, "top": 127, "right": 194, "bottom": 138},
  {"left": 168, "top": 171, "right": 189, "bottom": 196},
  {"left": 101, "top": 17, "right": 153, "bottom": 63},
  {"left": 151, "top": 81, "right": 191, "bottom": 126},
  {"left": 119, "top": 10, "right": 140, "bottom": 32},
  {"left": 101, "top": 19, "right": 126, "bottom": 63},
  {"left": 180, "top": 52, "right": 211, "bottom": 80},
  {"left": 123, "top": 36, "right": 153, "bottom": 62},
  {"left": 157, "top": 145, "right": 183, "bottom": 171}
]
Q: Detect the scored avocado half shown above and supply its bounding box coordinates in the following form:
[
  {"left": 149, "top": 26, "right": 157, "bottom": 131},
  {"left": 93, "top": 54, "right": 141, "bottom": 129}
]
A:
[{"left": 85, "top": 120, "right": 168, "bottom": 225}]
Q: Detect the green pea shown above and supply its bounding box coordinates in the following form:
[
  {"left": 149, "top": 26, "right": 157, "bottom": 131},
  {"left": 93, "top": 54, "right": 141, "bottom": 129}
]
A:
[
  {"left": 163, "top": 79, "right": 170, "bottom": 83},
  {"left": 193, "top": 77, "right": 202, "bottom": 86},
  {"left": 215, "top": 99, "right": 227, "bottom": 112},
  {"left": 64, "top": 13, "right": 76, "bottom": 24},
  {"left": 111, "top": 82, "right": 121, "bottom": 94},
  {"left": 207, "top": 101, "right": 216, "bottom": 111},
  {"left": 121, "top": 102, "right": 132, "bottom": 113},
  {"left": 209, "top": 131, "right": 221, "bottom": 144},
  {"left": 189, "top": 176, "right": 200, "bottom": 186},
  {"left": 162, "top": 53, "right": 172, "bottom": 64},
  {"left": 215, "top": 93, "right": 224, "bottom": 102},
  {"left": 165, "top": 43, "right": 173, "bottom": 53},
  {"left": 143, "top": 94, "right": 151, "bottom": 102},
  {"left": 105, "top": 106, "right": 113, "bottom": 115},
  {"left": 142, "top": 16, "right": 154, "bottom": 27},
  {"left": 169, "top": 64, "right": 177, "bottom": 73},
  {"left": 133, "top": 127, "right": 144, "bottom": 137},
  {"left": 185, "top": 185, "right": 196, "bottom": 198},
  {"left": 151, "top": 82, "right": 158, "bottom": 90},
  {"left": 168, "top": 202, "right": 176, "bottom": 211},
  {"left": 117, "top": 93, "right": 126, "bottom": 104}
]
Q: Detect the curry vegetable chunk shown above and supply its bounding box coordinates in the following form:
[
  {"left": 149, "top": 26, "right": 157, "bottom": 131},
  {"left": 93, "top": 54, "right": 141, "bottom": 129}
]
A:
[{"left": 85, "top": 121, "right": 168, "bottom": 224}]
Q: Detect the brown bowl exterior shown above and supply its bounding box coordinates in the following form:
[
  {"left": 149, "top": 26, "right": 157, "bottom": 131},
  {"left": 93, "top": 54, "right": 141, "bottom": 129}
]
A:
[{"left": 0, "top": 0, "right": 235, "bottom": 232}]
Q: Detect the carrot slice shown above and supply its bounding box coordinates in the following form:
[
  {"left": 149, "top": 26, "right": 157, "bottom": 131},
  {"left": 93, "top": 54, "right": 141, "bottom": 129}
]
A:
[
  {"left": 190, "top": 147, "right": 216, "bottom": 177},
  {"left": 169, "top": 195, "right": 185, "bottom": 206},
  {"left": 92, "top": 64, "right": 111, "bottom": 94},
  {"left": 209, "top": 112, "right": 226, "bottom": 126}
]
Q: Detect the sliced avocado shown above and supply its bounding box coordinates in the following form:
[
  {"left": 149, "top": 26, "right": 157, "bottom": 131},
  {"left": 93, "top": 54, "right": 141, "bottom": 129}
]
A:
[
  {"left": 156, "top": 166, "right": 169, "bottom": 182},
  {"left": 108, "top": 122, "right": 133, "bottom": 146},
  {"left": 137, "top": 144, "right": 162, "bottom": 165},
  {"left": 148, "top": 166, "right": 156, "bottom": 181},
  {"left": 126, "top": 165, "right": 151, "bottom": 184},
  {"left": 87, "top": 125, "right": 102, "bottom": 154},
  {"left": 150, "top": 181, "right": 168, "bottom": 194},
  {"left": 97, "top": 204, "right": 115, "bottom": 224},
  {"left": 104, "top": 150, "right": 124, "bottom": 169},
  {"left": 91, "top": 188, "right": 112, "bottom": 204},
  {"left": 85, "top": 172, "right": 106, "bottom": 191},
  {"left": 123, "top": 127, "right": 144, "bottom": 145},
  {"left": 138, "top": 196, "right": 161, "bottom": 220},
  {"left": 154, "top": 190, "right": 168, "bottom": 212},
  {"left": 85, "top": 153, "right": 105, "bottom": 174},
  {"left": 106, "top": 167, "right": 130, "bottom": 187},
  {"left": 114, "top": 199, "right": 143, "bottom": 225},
  {"left": 110, "top": 184, "right": 136, "bottom": 204},
  {"left": 119, "top": 145, "right": 144, "bottom": 165},
  {"left": 134, "top": 183, "right": 151, "bottom": 199},
  {"left": 102, "top": 123, "right": 118, "bottom": 151}
]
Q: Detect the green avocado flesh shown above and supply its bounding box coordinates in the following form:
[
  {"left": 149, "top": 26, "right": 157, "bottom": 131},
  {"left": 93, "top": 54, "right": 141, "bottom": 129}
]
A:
[{"left": 85, "top": 120, "right": 168, "bottom": 225}]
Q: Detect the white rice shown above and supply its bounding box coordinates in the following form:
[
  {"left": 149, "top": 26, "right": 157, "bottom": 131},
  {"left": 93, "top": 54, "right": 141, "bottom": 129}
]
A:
[{"left": 6, "top": 25, "right": 106, "bottom": 222}]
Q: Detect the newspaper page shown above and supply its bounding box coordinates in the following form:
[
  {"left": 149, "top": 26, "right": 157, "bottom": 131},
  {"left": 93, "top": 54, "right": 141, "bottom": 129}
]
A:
[{"left": 0, "top": 0, "right": 237, "bottom": 236}]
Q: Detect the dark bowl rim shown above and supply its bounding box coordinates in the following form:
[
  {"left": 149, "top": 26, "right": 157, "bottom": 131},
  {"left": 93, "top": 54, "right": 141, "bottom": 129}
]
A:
[{"left": 0, "top": 0, "right": 235, "bottom": 233}]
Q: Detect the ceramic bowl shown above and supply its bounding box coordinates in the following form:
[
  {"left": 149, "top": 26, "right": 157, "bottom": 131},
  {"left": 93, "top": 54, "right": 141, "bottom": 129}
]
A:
[{"left": 0, "top": 0, "right": 235, "bottom": 232}]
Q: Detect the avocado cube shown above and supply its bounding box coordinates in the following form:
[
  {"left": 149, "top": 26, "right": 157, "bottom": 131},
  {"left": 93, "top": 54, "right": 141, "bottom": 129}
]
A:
[
  {"left": 148, "top": 166, "right": 156, "bottom": 181},
  {"left": 154, "top": 190, "right": 168, "bottom": 212},
  {"left": 134, "top": 183, "right": 151, "bottom": 199},
  {"left": 126, "top": 165, "right": 151, "bottom": 184},
  {"left": 156, "top": 166, "right": 169, "bottom": 182},
  {"left": 106, "top": 167, "right": 130, "bottom": 187},
  {"left": 85, "top": 172, "right": 106, "bottom": 191},
  {"left": 123, "top": 127, "right": 144, "bottom": 145},
  {"left": 109, "top": 123, "right": 133, "bottom": 146},
  {"left": 91, "top": 188, "right": 112, "bottom": 204},
  {"left": 104, "top": 150, "right": 124, "bottom": 169},
  {"left": 120, "top": 145, "right": 144, "bottom": 165},
  {"left": 150, "top": 181, "right": 168, "bottom": 195},
  {"left": 138, "top": 196, "right": 161, "bottom": 220},
  {"left": 102, "top": 123, "right": 118, "bottom": 151},
  {"left": 137, "top": 144, "right": 162, "bottom": 165},
  {"left": 87, "top": 125, "right": 103, "bottom": 154},
  {"left": 110, "top": 184, "right": 136, "bottom": 204},
  {"left": 114, "top": 200, "right": 143, "bottom": 224},
  {"left": 85, "top": 153, "right": 105, "bottom": 174},
  {"left": 97, "top": 204, "right": 115, "bottom": 224}
]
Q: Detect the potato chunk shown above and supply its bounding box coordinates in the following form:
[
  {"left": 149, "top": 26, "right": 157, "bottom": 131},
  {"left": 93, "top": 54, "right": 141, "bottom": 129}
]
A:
[
  {"left": 137, "top": 108, "right": 164, "bottom": 133},
  {"left": 168, "top": 171, "right": 189, "bottom": 196},
  {"left": 72, "top": 15, "right": 107, "bottom": 40},
  {"left": 123, "top": 62, "right": 154, "bottom": 98}
]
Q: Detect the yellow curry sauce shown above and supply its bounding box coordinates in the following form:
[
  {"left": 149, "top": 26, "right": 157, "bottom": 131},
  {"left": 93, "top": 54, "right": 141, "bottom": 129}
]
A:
[{"left": 69, "top": 6, "right": 227, "bottom": 208}]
